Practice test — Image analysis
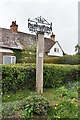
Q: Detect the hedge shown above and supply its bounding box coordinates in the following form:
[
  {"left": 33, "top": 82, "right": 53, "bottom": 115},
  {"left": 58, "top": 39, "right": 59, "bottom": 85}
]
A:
[
  {"left": 44, "top": 54, "right": 80, "bottom": 65},
  {"left": 0, "top": 64, "right": 79, "bottom": 93}
]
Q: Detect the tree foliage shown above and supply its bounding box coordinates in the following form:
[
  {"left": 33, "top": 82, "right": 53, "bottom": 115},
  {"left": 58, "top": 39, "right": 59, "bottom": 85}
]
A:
[
  {"left": 13, "top": 44, "right": 36, "bottom": 63},
  {"left": 22, "top": 44, "right": 36, "bottom": 63},
  {"left": 75, "top": 44, "right": 80, "bottom": 53}
]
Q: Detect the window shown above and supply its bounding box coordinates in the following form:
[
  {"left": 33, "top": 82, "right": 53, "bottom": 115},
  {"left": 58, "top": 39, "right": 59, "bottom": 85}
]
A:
[
  {"left": 3, "top": 56, "right": 16, "bottom": 64},
  {"left": 54, "top": 48, "right": 59, "bottom": 53},
  {"left": 54, "top": 48, "right": 56, "bottom": 52},
  {"left": 12, "top": 56, "right": 15, "bottom": 63}
]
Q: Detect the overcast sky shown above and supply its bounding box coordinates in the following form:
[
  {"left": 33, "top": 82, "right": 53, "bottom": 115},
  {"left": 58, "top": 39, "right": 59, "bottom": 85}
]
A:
[{"left": 0, "top": 0, "right": 79, "bottom": 54}]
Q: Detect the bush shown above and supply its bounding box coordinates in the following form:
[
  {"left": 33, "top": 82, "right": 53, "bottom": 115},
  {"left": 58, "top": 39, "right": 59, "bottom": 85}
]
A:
[
  {"left": 56, "top": 86, "right": 78, "bottom": 99},
  {"left": 43, "top": 64, "right": 79, "bottom": 88},
  {"left": 2, "top": 64, "right": 36, "bottom": 93},
  {"left": 54, "top": 100, "right": 79, "bottom": 119},
  {"left": 23, "top": 94, "right": 50, "bottom": 119},
  {"left": 13, "top": 45, "right": 36, "bottom": 63},
  {"left": 1, "top": 64, "right": 79, "bottom": 93},
  {"left": 13, "top": 49, "right": 23, "bottom": 63},
  {"left": 44, "top": 54, "right": 80, "bottom": 65}
]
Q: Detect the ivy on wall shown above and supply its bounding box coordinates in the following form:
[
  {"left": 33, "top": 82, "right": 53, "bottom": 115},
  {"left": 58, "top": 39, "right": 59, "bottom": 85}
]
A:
[{"left": 13, "top": 49, "right": 23, "bottom": 63}]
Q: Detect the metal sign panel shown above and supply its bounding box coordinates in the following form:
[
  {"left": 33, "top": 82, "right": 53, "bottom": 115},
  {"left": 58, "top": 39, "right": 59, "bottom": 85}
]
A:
[{"left": 28, "top": 16, "right": 52, "bottom": 34}]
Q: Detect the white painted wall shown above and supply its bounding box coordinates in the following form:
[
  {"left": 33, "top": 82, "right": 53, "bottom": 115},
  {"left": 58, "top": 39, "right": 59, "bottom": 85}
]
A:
[
  {"left": 0, "top": 48, "right": 14, "bottom": 53},
  {"left": 48, "top": 42, "right": 63, "bottom": 56}
]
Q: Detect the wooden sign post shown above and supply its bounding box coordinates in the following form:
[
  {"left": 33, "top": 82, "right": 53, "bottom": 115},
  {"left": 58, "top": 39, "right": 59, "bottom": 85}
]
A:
[
  {"left": 36, "top": 32, "right": 44, "bottom": 93},
  {"left": 28, "top": 16, "right": 52, "bottom": 94}
]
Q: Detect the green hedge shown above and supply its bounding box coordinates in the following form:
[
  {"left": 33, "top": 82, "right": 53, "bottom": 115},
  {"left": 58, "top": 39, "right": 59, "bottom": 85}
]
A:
[
  {"left": 0, "top": 64, "right": 79, "bottom": 93},
  {"left": 2, "top": 64, "right": 36, "bottom": 93},
  {"left": 44, "top": 54, "right": 80, "bottom": 65},
  {"left": 43, "top": 64, "right": 79, "bottom": 88}
]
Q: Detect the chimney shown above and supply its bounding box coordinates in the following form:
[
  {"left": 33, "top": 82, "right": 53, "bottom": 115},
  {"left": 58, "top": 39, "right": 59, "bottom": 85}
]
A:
[
  {"left": 50, "top": 32, "right": 55, "bottom": 41},
  {"left": 10, "top": 21, "right": 18, "bottom": 33}
]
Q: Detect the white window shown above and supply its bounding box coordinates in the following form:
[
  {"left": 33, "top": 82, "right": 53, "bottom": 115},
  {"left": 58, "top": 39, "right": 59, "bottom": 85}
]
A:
[
  {"left": 3, "top": 56, "right": 16, "bottom": 64},
  {"left": 54, "top": 48, "right": 59, "bottom": 53}
]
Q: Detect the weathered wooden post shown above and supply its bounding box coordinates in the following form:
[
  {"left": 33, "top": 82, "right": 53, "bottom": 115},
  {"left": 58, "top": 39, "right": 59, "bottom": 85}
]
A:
[
  {"left": 36, "top": 31, "right": 44, "bottom": 93},
  {"left": 28, "top": 16, "right": 52, "bottom": 93}
]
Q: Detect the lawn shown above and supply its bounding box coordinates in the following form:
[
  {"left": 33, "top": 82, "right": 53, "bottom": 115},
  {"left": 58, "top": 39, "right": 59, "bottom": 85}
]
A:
[{"left": 2, "top": 81, "right": 79, "bottom": 119}]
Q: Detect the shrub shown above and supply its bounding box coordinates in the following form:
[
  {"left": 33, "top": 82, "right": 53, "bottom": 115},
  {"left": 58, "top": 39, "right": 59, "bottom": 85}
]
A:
[
  {"left": 23, "top": 94, "right": 51, "bottom": 119},
  {"left": 54, "top": 100, "right": 79, "bottom": 119},
  {"left": 13, "top": 45, "right": 36, "bottom": 63},
  {"left": 43, "top": 64, "right": 79, "bottom": 88},
  {"left": 44, "top": 54, "right": 80, "bottom": 65},
  {"left": 2, "top": 64, "right": 36, "bottom": 93},
  {"left": 13, "top": 49, "right": 23, "bottom": 63},
  {"left": 56, "top": 86, "right": 78, "bottom": 99},
  {"left": 1, "top": 64, "right": 79, "bottom": 93}
]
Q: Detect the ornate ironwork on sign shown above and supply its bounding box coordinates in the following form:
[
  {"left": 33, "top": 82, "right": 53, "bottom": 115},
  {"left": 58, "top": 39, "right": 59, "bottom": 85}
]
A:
[{"left": 28, "top": 16, "right": 52, "bottom": 34}]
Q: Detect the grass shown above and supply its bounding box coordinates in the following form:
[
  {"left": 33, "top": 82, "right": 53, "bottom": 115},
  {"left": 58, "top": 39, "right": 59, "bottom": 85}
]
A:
[
  {"left": 3, "top": 87, "right": 78, "bottom": 104},
  {"left": 2, "top": 88, "right": 32, "bottom": 103},
  {"left": 2, "top": 81, "right": 79, "bottom": 119},
  {"left": 43, "top": 86, "right": 78, "bottom": 105},
  {"left": 3, "top": 81, "right": 78, "bottom": 103}
]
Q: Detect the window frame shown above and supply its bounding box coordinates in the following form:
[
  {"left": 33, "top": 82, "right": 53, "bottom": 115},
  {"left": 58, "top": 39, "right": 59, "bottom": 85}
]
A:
[
  {"left": 54, "top": 48, "right": 59, "bottom": 53},
  {"left": 3, "top": 55, "right": 16, "bottom": 64}
]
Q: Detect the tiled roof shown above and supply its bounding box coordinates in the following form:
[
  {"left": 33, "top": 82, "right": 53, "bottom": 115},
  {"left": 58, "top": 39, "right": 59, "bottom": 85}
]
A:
[
  {"left": 44, "top": 38, "right": 55, "bottom": 53},
  {"left": 0, "top": 27, "right": 55, "bottom": 53}
]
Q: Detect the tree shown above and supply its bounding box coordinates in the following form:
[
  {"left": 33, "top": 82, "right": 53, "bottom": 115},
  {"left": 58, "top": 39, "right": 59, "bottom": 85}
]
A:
[
  {"left": 22, "top": 44, "right": 36, "bottom": 63},
  {"left": 75, "top": 44, "right": 80, "bottom": 64},
  {"left": 75, "top": 44, "right": 80, "bottom": 53}
]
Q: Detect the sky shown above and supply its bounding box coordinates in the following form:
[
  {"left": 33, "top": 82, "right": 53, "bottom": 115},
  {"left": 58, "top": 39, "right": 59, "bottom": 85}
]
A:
[{"left": 0, "top": 0, "right": 79, "bottom": 54}]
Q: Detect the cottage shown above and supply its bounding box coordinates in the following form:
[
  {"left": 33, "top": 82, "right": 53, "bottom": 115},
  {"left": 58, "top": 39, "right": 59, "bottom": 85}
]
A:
[
  {"left": 0, "top": 21, "right": 64, "bottom": 64},
  {"left": 45, "top": 32, "right": 64, "bottom": 56},
  {"left": 0, "top": 47, "right": 16, "bottom": 64}
]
